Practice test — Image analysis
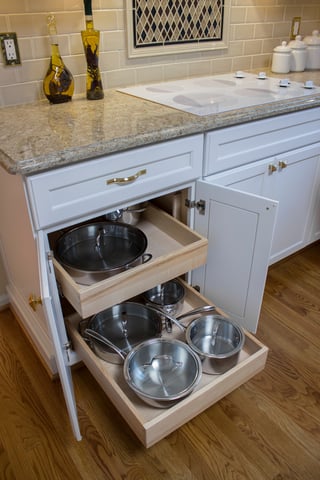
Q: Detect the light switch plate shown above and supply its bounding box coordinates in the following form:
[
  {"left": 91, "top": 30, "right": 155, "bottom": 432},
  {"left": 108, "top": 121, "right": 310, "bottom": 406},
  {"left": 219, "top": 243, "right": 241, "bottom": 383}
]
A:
[{"left": 0, "top": 32, "right": 21, "bottom": 65}]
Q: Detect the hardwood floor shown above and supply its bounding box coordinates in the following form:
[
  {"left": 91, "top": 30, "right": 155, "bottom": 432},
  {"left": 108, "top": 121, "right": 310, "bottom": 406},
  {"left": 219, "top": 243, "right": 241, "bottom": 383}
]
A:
[{"left": 0, "top": 243, "right": 319, "bottom": 480}]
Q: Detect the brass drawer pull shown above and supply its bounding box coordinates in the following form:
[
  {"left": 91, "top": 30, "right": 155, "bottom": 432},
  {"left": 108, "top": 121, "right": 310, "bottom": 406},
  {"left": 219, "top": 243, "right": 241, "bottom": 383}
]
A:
[{"left": 106, "top": 169, "right": 147, "bottom": 185}]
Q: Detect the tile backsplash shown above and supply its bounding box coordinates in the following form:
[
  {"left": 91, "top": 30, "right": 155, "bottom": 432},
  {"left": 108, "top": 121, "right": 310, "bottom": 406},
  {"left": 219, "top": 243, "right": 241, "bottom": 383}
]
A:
[{"left": 0, "top": 0, "right": 319, "bottom": 106}]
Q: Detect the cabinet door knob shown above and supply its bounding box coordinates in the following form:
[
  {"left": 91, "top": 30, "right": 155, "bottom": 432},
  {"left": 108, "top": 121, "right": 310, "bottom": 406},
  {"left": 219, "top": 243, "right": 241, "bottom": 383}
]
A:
[
  {"left": 106, "top": 168, "right": 147, "bottom": 185},
  {"left": 268, "top": 164, "right": 277, "bottom": 173},
  {"left": 278, "top": 161, "right": 288, "bottom": 169},
  {"left": 29, "top": 294, "right": 42, "bottom": 311}
]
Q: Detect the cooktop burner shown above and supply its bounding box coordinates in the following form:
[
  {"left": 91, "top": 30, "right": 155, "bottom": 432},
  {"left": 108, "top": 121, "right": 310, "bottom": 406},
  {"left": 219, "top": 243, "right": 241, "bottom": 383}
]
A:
[{"left": 118, "top": 72, "right": 319, "bottom": 116}]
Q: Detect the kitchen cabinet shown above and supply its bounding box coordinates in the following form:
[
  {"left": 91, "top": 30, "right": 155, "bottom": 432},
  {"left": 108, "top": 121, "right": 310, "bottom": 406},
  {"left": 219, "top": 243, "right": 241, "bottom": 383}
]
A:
[
  {"left": 195, "top": 108, "right": 320, "bottom": 330},
  {"left": 0, "top": 131, "right": 272, "bottom": 446}
]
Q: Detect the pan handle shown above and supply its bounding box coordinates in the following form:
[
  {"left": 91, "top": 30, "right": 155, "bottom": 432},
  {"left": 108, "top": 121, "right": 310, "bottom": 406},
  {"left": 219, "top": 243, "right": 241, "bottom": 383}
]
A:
[
  {"left": 84, "top": 328, "right": 127, "bottom": 360},
  {"left": 176, "top": 305, "right": 217, "bottom": 321}
]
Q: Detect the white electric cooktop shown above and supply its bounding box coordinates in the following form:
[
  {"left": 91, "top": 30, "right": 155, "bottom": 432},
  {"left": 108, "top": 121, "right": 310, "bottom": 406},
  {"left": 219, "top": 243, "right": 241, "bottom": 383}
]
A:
[{"left": 118, "top": 72, "right": 319, "bottom": 116}]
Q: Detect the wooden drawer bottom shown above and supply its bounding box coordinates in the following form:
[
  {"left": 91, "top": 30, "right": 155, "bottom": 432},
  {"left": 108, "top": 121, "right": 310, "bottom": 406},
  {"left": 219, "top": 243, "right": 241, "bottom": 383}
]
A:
[{"left": 67, "top": 283, "right": 268, "bottom": 447}]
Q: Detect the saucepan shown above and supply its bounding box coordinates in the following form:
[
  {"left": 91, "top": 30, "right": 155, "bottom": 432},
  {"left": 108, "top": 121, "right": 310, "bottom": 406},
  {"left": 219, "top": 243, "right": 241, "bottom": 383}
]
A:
[
  {"left": 84, "top": 302, "right": 163, "bottom": 364},
  {"left": 148, "top": 307, "right": 245, "bottom": 375},
  {"left": 84, "top": 331, "right": 202, "bottom": 408},
  {"left": 142, "top": 279, "right": 185, "bottom": 332},
  {"left": 54, "top": 222, "right": 152, "bottom": 285}
]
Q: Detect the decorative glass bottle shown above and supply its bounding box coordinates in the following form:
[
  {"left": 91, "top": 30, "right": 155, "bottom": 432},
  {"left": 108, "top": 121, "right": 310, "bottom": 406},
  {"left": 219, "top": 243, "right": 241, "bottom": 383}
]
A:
[
  {"left": 43, "top": 14, "right": 74, "bottom": 104},
  {"left": 81, "top": 0, "right": 104, "bottom": 100}
]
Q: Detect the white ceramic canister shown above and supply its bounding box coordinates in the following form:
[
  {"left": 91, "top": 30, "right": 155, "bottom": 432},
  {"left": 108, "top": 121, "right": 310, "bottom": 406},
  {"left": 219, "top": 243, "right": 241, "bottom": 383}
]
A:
[
  {"left": 288, "top": 35, "right": 306, "bottom": 72},
  {"left": 271, "top": 41, "right": 292, "bottom": 74},
  {"left": 303, "top": 30, "right": 320, "bottom": 70}
]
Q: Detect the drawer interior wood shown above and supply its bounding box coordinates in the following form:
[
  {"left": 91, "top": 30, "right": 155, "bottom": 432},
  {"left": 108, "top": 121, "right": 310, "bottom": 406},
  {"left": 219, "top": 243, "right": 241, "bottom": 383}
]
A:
[
  {"left": 53, "top": 205, "right": 208, "bottom": 318},
  {"left": 67, "top": 282, "right": 268, "bottom": 448}
]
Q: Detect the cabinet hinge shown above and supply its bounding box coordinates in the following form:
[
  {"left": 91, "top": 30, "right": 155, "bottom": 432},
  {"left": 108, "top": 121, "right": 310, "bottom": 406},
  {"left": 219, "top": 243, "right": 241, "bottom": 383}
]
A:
[
  {"left": 64, "top": 341, "right": 72, "bottom": 363},
  {"left": 185, "top": 199, "right": 206, "bottom": 215}
]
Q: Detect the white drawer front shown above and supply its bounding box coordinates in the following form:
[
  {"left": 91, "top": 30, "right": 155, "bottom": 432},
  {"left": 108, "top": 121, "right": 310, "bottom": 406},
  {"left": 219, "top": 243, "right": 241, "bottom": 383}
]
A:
[
  {"left": 26, "top": 135, "right": 203, "bottom": 230},
  {"left": 204, "top": 108, "right": 320, "bottom": 175}
]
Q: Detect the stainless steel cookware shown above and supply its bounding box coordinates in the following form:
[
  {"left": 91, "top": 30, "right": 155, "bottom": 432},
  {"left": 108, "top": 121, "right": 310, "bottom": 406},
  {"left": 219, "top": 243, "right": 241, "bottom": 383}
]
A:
[
  {"left": 149, "top": 307, "right": 245, "bottom": 375},
  {"left": 143, "top": 279, "right": 185, "bottom": 316},
  {"left": 84, "top": 331, "right": 202, "bottom": 408},
  {"left": 55, "top": 222, "right": 152, "bottom": 285},
  {"left": 84, "top": 302, "right": 163, "bottom": 364},
  {"left": 105, "top": 202, "right": 149, "bottom": 225}
]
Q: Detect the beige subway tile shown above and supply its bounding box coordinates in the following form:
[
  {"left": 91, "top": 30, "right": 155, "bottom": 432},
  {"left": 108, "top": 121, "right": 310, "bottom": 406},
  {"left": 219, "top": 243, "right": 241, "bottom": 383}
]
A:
[
  {"left": 230, "top": 7, "right": 247, "bottom": 23},
  {"left": 254, "top": 22, "right": 274, "bottom": 39},
  {"left": 244, "top": 39, "right": 263, "bottom": 55},
  {"left": 2, "top": 82, "right": 40, "bottom": 105},
  {"left": 95, "top": 11, "right": 118, "bottom": 31},
  {"left": 266, "top": 7, "right": 285, "bottom": 22},
  {"left": 232, "top": 56, "right": 252, "bottom": 71},
  {"left": 246, "top": 7, "right": 267, "bottom": 23},
  {"left": 273, "top": 22, "right": 291, "bottom": 38},
  {"left": 252, "top": 53, "right": 271, "bottom": 69},
  {"left": 26, "top": 0, "right": 65, "bottom": 13},
  {"left": 135, "top": 65, "right": 164, "bottom": 84},
  {"left": 212, "top": 57, "right": 233, "bottom": 74},
  {"left": 233, "top": 24, "right": 255, "bottom": 40},
  {"left": 105, "top": 68, "right": 136, "bottom": 88}
]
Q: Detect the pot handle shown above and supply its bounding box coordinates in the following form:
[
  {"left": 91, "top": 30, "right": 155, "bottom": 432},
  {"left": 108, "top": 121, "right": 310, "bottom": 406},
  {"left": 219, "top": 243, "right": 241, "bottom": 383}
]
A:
[
  {"left": 142, "top": 253, "right": 152, "bottom": 264},
  {"left": 176, "top": 305, "right": 217, "bottom": 322},
  {"left": 84, "top": 328, "right": 127, "bottom": 360}
]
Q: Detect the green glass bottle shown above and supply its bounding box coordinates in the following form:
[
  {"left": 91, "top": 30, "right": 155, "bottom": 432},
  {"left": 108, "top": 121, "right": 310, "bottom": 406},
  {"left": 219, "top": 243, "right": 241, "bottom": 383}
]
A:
[
  {"left": 81, "top": 0, "right": 104, "bottom": 100},
  {"left": 43, "top": 14, "right": 74, "bottom": 104}
]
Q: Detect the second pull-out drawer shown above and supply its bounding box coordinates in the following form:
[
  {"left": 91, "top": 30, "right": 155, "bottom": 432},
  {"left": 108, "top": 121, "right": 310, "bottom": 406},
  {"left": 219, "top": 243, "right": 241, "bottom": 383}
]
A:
[
  {"left": 53, "top": 205, "right": 208, "bottom": 318},
  {"left": 67, "top": 281, "right": 268, "bottom": 448}
]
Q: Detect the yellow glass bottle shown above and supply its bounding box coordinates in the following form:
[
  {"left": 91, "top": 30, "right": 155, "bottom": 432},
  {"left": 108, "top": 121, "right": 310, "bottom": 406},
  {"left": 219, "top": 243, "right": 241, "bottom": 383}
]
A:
[
  {"left": 81, "top": 0, "right": 104, "bottom": 100},
  {"left": 43, "top": 14, "right": 74, "bottom": 104}
]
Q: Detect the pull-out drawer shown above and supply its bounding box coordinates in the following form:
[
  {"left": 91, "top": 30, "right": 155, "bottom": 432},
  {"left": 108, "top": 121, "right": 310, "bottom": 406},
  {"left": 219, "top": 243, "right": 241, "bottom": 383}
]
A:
[
  {"left": 67, "top": 281, "right": 268, "bottom": 448},
  {"left": 26, "top": 135, "right": 203, "bottom": 230},
  {"left": 53, "top": 205, "right": 208, "bottom": 318}
]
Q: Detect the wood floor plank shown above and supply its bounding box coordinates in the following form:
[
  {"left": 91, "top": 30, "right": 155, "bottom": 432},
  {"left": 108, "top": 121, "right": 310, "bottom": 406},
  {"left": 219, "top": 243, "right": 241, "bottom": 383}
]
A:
[{"left": 0, "top": 242, "right": 319, "bottom": 479}]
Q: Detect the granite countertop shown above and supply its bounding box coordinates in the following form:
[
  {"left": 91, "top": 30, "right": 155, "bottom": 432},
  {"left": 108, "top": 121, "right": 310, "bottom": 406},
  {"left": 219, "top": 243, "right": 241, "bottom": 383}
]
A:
[{"left": 1, "top": 70, "right": 320, "bottom": 176}]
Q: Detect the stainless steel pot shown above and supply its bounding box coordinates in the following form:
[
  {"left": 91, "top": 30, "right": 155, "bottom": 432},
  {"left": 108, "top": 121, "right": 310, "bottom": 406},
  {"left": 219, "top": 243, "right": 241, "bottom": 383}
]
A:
[
  {"left": 84, "top": 302, "right": 163, "bottom": 364},
  {"left": 54, "top": 222, "right": 152, "bottom": 285},
  {"left": 105, "top": 202, "right": 149, "bottom": 226},
  {"left": 149, "top": 307, "right": 245, "bottom": 375},
  {"left": 143, "top": 280, "right": 185, "bottom": 315},
  {"left": 84, "top": 331, "right": 202, "bottom": 408}
]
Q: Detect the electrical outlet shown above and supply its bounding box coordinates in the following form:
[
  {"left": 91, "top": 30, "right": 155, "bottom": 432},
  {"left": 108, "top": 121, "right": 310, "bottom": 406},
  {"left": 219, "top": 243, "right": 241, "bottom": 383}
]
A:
[{"left": 0, "top": 32, "right": 21, "bottom": 65}]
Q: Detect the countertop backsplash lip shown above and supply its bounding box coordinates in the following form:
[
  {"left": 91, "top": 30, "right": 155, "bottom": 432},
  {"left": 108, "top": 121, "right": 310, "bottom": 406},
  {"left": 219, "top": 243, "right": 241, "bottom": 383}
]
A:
[{"left": 1, "top": 70, "right": 320, "bottom": 176}]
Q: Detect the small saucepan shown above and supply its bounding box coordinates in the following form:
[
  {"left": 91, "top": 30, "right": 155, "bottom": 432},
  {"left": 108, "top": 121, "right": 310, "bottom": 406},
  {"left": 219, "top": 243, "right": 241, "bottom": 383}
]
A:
[
  {"left": 149, "top": 307, "right": 245, "bottom": 375},
  {"left": 84, "top": 331, "right": 202, "bottom": 408},
  {"left": 142, "top": 279, "right": 185, "bottom": 333},
  {"left": 84, "top": 302, "right": 163, "bottom": 364}
]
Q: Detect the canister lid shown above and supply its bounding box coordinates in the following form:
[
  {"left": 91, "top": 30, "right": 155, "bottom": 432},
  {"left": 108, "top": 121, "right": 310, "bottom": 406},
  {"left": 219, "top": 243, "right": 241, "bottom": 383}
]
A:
[
  {"left": 288, "top": 35, "right": 306, "bottom": 49},
  {"left": 273, "top": 41, "right": 291, "bottom": 53},
  {"left": 303, "top": 30, "right": 320, "bottom": 46}
]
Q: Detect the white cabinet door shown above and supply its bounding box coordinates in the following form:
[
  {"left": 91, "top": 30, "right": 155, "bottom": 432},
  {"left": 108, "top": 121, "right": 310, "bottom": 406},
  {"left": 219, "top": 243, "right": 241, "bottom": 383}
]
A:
[
  {"left": 267, "top": 144, "right": 320, "bottom": 264},
  {"left": 192, "top": 180, "right": 278, "bottom": 333},
  {"left": 37, "top": 231, "right": 81, "bottom": 441}
]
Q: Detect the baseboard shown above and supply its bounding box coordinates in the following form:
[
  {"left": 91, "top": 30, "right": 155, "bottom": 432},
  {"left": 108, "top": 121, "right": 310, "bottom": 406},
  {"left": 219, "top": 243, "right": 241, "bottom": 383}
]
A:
[{"left": 0, "top": 292, "right": 9, "bottom": 311}]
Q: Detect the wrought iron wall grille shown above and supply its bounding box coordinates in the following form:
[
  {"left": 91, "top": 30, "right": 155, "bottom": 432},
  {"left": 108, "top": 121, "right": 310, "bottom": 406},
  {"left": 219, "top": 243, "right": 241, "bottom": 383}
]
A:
[{"left": 133, "top": 0, "right": 224, "bottom": 48}]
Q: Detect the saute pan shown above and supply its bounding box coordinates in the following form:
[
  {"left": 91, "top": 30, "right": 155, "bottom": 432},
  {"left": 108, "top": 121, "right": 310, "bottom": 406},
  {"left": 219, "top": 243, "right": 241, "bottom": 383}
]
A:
[
  {"left": 84, "top": 331, "right": 202, "bottom": 408},
  {"left": 55, "top": 222, "right": 152, "bottom": 285}
]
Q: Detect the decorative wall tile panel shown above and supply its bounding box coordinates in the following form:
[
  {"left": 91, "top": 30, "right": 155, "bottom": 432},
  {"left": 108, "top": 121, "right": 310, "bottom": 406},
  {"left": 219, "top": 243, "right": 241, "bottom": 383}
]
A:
[{"left": 132, "top": 0, "right": 224, "bottom": 48}]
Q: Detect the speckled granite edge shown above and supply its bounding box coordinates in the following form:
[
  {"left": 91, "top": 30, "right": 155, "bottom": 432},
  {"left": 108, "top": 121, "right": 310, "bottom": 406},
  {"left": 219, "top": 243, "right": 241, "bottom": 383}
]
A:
[{"left": 1, "top": 71, "right": 320, "bottom": 176}]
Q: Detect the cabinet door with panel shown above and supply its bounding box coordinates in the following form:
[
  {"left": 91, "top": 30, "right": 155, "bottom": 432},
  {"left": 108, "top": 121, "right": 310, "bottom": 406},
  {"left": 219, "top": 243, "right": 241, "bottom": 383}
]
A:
[
  {"left": 266, "top": 144, "right": 320, "bottom": 264},
  {"left": 192, "top": 179, "right": 278, "bottom": 333}
]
